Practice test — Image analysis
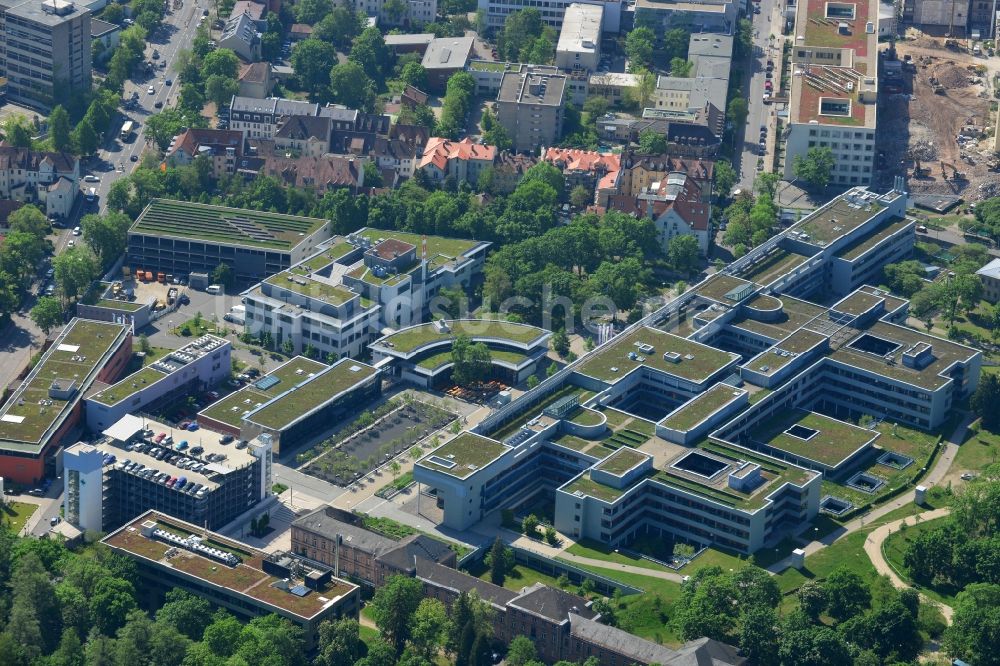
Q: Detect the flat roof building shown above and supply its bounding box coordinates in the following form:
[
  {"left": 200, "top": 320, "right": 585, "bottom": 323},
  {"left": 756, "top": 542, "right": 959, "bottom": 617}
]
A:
[
  {"left": 0, "top": 0, "right": 92, "bottom": 110},
  {"left": 783, "top": 0, "right": 879, "bottom": 185},
  {"left": 127, "top": 199, "right": 335, "bottom": 285},
  {"left": 421, "top": 36, "right": 474, "bottom": 90},
  {"left": 103, "top": 511, "right": 360, "bottom": 649},
  {"left": 477, "top": 0, "right": 623, "bottom": 32},
  {"left": 0, "top": 318, "right": 131, "bottom": 484},
  {"left": 198, "top": 356, "right": 381, "bottom": 454},
  {"left": 64, "top": 416, "right": 273, "bottom": 532},
  {"left": 556, "top": 3, "right": 604, "bottom": 72},
  {"left": 496, "top": 69, "right": 567, "bottom": 153}
]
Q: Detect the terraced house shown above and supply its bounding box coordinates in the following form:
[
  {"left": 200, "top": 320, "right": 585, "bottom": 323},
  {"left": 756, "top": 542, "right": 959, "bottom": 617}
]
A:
[
  {"left": 411, "top": 184, "right": 978, "bottom": 554},
  {"left": 127, "top": 199, "right": 335, "bottom": 285}
]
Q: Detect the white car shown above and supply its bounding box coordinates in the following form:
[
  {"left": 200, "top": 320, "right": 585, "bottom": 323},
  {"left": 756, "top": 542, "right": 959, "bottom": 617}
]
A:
[
  {"left": 72, "top": 226, "right": 81, "bottom": 236},
  {"left": 67, "top": 239, "right": 75, "bottom": 247},
  {"left": 83, "top": 174, "right": 99, "bottom": 183},
  {"left": 147, "top": 86, "right": 155, "bottom": 94}
]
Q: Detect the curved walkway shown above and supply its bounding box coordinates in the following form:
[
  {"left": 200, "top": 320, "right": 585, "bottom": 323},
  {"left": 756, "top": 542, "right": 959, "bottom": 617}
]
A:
[{"left": 864, "top": 507, "right": 954, "bottom": 622}]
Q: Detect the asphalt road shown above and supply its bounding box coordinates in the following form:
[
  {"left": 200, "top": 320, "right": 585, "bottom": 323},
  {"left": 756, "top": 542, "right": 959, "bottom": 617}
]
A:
[
  {"left": 738, "top": 0, "right": 782, "bottom": 192},
  {"left": 87, "top": 0, "right": 208, "bottom": 214}
]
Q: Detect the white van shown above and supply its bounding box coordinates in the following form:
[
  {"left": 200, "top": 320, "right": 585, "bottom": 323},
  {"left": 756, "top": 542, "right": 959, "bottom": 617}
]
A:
[{"left": 206, "top": 284, "right": 223, "bottom": 295}]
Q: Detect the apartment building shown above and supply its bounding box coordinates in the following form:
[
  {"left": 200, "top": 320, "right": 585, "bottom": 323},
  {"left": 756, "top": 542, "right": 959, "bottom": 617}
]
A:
[
  {"left": 0, "top": 318, "right": 131, "bottom": 484},
  {"left": 783, "top": 0, "right": 878, "bottom": 185},
  {"left": 219, "top": 11, "right": 260, "bottom": 62},
  {"left": 633, "top": 0, "right": 737, "bottom": 34},
  {"left": 84, "top": 335, "right": 231, "bottom": 431},
  {"left": 976, "top": 258, "right": 1000, "bottom": 302},
  {"left": 0, "top": 0, "right": 91, "bottom": 111},
  {"left": 165, "top": 128, "right": 246, "bottom": 179},
  {"left": 0, "top": 145, "right": 79, "bottom": 218},
  {"left": 606, "top": 172, "right": 712, "bottom": 253},
  {"left": 228, "top": 96, "right": 359, "bottom": 139},
  {"left": 556, "top": 3, "right": 603, "bottom": 72},
  {"left": 477, "top": 0, "right": 623, "bottom": 32},
  {"left": 496, "top": 70, "right": 567, "bottom": 153},
  {"left": 620, "top": 152, "right": 714, "bottom": 201},
  {"left": 353, "top": 0, "right": 436, "bottom": 27},
  {"left": 104, "top": 512, "right": 360, "bottom": 650},
  {"left": 650, "top": 33, "right": 732, "bottom": 139},
  {"left": 63, "top": 417, "right": 273, "bottom": 532},
  {"left": 542, "top": 147, "right": 621, "bottom": 206}
]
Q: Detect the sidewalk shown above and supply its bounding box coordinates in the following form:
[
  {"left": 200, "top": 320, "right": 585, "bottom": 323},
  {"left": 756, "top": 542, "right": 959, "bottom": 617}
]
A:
[{"left": 864, "top": 508, "right": 953, "bottom": 622}]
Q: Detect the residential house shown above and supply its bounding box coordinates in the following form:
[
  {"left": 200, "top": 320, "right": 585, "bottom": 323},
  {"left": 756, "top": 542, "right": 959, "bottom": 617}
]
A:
[
  {"left": 90, "top": 18, "right": 119, "bottom": 64},
  {"left": 330, "top": 113, "right": 391, "bottom": 155},
  {"left": 620, "top": 152, "right": 714, "bottom": 202},
  {"left": 242, "top": 154, "right": 366, "bottom": 192},
  {"left": 237, "top": 62, "right": 273, "bottom": 98},
  {"left": 229, "top": 97, "right": 354, "bottom": 139},
  {"left": 542, "top": 147, "right": 621, "bottom": 206},
  {"left": 401, "top": 84, "right": 428, "bottom": 108},
  {"left": 421, "top": 36, "right": 474, "bottom": 90},
  {"left": 384, "top": 32, "right": 434, "bottom": 55},
  {"left": 353, "top": 0, "right": 437, "bottom": 28},
  {"left": 491, "top": 151, "right": 537, "bottom": 194},
  {"left": 165, "top": 128, "right": 246, "bottom": 179},
  {"left": 230, "top": 0, "right": 266, "bottom": 27},
  {"left": 289, "top": 23, "right": 312, "bottom": 40},
  {"left": 417, "top": 137, "right": 496, "bottom": 184},
  {"left": 273, "top": 115, "right": 332, "bottom": 157},
  {"left": 219, "top": 12, "right": 261, "bottom": 62},
  {"left": 607, "top": 172, "right": 711, "bottom": 254},
  {"left": 0, "top": 146, "right": 79, "bottom": 218},
  {"left": 976, "top": 258, "right": 1000, "bottom": 303}
]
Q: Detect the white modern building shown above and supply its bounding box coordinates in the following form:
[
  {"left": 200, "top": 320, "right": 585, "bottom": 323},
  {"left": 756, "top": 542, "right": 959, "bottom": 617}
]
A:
[
  {"left": 478, "top": 0, "right": 623, "bottom": 32},
  {"left": 556, "top": 3, "right": 603, "bottom": 72},
  {"left": 63, "top": 443, "right": 104, "bottom": 532}
]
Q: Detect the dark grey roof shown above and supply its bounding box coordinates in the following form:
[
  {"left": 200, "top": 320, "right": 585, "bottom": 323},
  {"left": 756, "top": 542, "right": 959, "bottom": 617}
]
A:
[
  {"left": 292, "top": 506, "right": 395, "bottom": 556},
  {"left": 508, "top": 583, "right": 596, "bottom": 623},
  {"left": 376, "top": 534, "right": 454, "bottom": 572},
  {"left": 413, "top": 557, "right": 518, "bottom": 609},
  {"left": 570, "top": 615, "right": 745, "bottom": 666},
  {"left": 275, "top": 115, "right": 331, "bottom": 142}
]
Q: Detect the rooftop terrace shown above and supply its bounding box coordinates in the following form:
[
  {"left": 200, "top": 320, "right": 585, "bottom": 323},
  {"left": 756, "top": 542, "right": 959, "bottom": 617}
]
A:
[
  {"left": 577, "top": 326, "right": 738, "bottom": 385},
  {"left": 131, "top": 199, "right": 328, "bottom": 250},
  {"left": 750, "top": 409, "right": 877, "bottom": 467},
  {"left": 104, "top": 512, "right": 356, "bottom": 619},
  {"left": 419, "top": 432, "right": 510, "bottom": 478},
  {"left": 0, "top": 319, "right": 129, "bottom": 450}
]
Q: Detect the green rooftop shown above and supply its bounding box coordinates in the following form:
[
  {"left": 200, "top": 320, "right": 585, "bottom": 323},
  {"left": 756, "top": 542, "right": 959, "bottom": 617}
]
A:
[
  {"left": 831, "top": 289, "right": 885, "bottom": 317},
  {"left": 247, "top": 360, "right": 378, "bottom": 429},
  {"left": 347, "top": 265, "right": 409, "bottom": 287},
  {"left": 835, "top": 216, "right": 911, "bottom": 261},
  {"left": 732, "top": 295, "right": 829, "bottom": 340},
  {"left": 792, "top": 195, "right": 884, "bottom": 246},
  {"left": 90, "top": 366, "right": 168, "bottom": 407},
  {"left": 94, "top": 299, "right": 146, "bottom": 312},
  {"left": 576, "top": 326, "right": 738, "bottom": 385},
  {"left": 199, "top": 357, "right": 328, "bottom": 428},
  {"left": 419, "top": 433, "right": 509, "bottom": 478},
  {"left": 131, "top": 199, "right": 328, "bottom": 250},
  {"left": 355, "top": 229, "right": 481, "bottom": 269},
  {"left": 562, "top": 474, "right": 632, "bottom": 502},
  {"left": 750, "top": 410, "right": 878, "bottom": 467},
  {"left": 293, "top": 242, "right": 358, "bottom": 274},
  {"left": 738, "top": 249, "right": 809, "bottom": 285},
  {"left": 377, "top": 320, "right": 548, "bottom": 355},
  {"left": 659, "top": 385, "right": 746, "bottom": 432},
  {"left": 693, "top": 274, "right": 756, "bottom": 303},
  {"left": 415, "top": 349, "right": 531, "bottom": 370},
  {"left": 0, "top": 319, "right": 129, "bottom": 449},
  {"left": 596, "top": 448, "right": 647, "bottom": 475},
  {"left": 264, "top": 271, "right": 357, "bottom": 305}
]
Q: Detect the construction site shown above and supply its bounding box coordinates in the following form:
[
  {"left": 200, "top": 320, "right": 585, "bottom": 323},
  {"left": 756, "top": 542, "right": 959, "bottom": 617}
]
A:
[{"left": 876, "top": 33, "right": 1000, "bottom": 200}]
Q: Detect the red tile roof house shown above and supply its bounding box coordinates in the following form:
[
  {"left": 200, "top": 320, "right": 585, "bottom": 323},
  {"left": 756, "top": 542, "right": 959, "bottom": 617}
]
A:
[
  {"left": 417, "top": 137, "right": 496, "bottom": 185},
  {"left": 606, "top": 172, "right": 711, "bottom": 255},
  {"left": 542, "top": 147, "right": 621, "bottom": 207},
  {"left": 165, "top": 128, "right": 246, "bottom": 179}
]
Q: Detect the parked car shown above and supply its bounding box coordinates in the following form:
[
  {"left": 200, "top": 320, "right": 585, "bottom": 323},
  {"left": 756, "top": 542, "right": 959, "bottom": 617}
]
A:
[{"left": 83, "top": 174, "right": 100, "bottom": 182}]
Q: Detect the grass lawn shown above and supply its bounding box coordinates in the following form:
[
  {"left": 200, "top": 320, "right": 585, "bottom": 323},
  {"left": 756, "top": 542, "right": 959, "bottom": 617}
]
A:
[
  {"left": 954, "top": 422, "right": 1000, "bottom": 471},
  {"left": 464, "top": 559, "right": 569, "bottom": 593},
  {"left": 772, "top": 529, "right": 878, "bottom": 594},
  {"left": 881, "top": 515, "right": 959, "bottom": 607},
  {"left": 566, "top": 538, "right": 677, "bottom": 573},
  {"left": 1, "top": 501, "right": 37, "bottom": 533}
]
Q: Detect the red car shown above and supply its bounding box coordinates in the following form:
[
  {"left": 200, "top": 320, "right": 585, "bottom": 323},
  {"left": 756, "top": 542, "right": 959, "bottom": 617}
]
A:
[
  {"left": 154, "top": 432, "right": 166, "bottom": 443},
  {"left": 764, "top": 81, "right": 773, "bottom": 91}
]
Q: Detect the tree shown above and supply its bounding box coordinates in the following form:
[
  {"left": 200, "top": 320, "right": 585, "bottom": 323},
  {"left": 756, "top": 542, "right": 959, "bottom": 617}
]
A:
[
  {"left": 727, "top": 96, "right": 748, "bottom": 127},
  {"left": 822, "top": 566, "right": 870, "bottom": 622},
  {"left": 90, "top": 576, "right": 137, "bottom": 635},
  {"left": 81, "top": 211, "right": 130, "bottom": 268},
  {"left": 53, "top": 246, "right": 99, "bottom": 301},
  {"left": 971, "top": 372, "right": 1000, "bottom": 430},
  {"left": 714, "top": 160, "right": 737, "bottom": 198},
  {"left": 637, "top": 128, "right": 668, "bottom": 155},
  {"left": 521, "top": 161, "right": 565, "bottom": 199},
  {"left": 485, "top": 537, "right": 514, "bottom": 585},
  {"left": 349, "top": 27, "right": 393, "bottom": 85},
  {"left": 451, "top": 334, "right": 492, "bottom": 386},
  {"left": 50, "top": 105, "right": 72, "bottom": 153},
  {"left": 316, "top": 618, "right": 364, "bottom": 666},
  {"left": 292, "top": 39, "right": 337, "bottom": 98},
  {"left": 570, "top": 185, "right": 592, "bottom": 209},
  {"left": 630, "top": 67, "right": 656, "bottom": 110},
  {"left": 329, "top": 61, "right": 376, "bottom": 112},
  {"left": 882, "top": 260, "right": 926, "bottom": 298},
  {"left": 204, "top": 75, "right": 239, "bottom": 110},
  {"left": 4, "top": 115, "right": 33, "bottom": 147},
  {"left": 668, "top": 234, "right": 700, "bottom": 274},
  {"left": 480, "top": 108, "right": 512, "bottom": 151},
  {"left": 399, "top": 61, "right": 428, "bottom": 90},
  {"left": 211, "top": 262, "right": 233, "bottom": 290},
  {"left": 797, "top": 581, "right": 827, "bottom": 620},
  {"left": 663, "top": 27, "right": 690, "bottom": 60},
  {"left": 755, "top": 171, "right": 780, "bottom": 198},
  {"left": 293, "top": 0, "right": 332, "bottom": 23},
  {"left": 670, "top": 57, "right": 694, "bottom": 76},
  {"left": 506, "top": 636, "right": 537, "bottom": 666},
  {"left": 793, "top": 146, "right": 836, "bottom": 191},
  {"left": 522, "top": 513, "right": 540, "bottom": 537},
  {"left": 71, "top": 118, "right": 98, "bottom": 156},
  {"left": 551, "top": 329, "right": 570, "bottom": 356},
  {"left": 8, "top": 205, "right": 50, "bottom": 237},
  {"left": 778, "top": 625, "right": 853, "bottom": 666},
  {"left": 625, "top": 27, "right": 655, "bottom": 69},
  {"left": 740, "top": 605, "right": 778, "bottom": 666},
  {"left": 30, "top": 297, "right": 63, "bottom": 335},
  {"left": 945, "top": 583, "right": 1000, "bottom": 665},
  {"left": 840, "top": 600, "right": 922, "bottom": 662},
  {"left": 369, "top": 574, "right": 424, "bottom": 654},
  {"left": 498, "top": 8, "right": 544, "bottom": 61},
  {"left": 155, "top": 589, "right": 214, "bottom": 640},
  {"left": 409, "top": 598, "right": 450, "bottom": 660},
  {"left": 312, "top": 7, "right": 364, "bottom": 48},
  {"left": 201, "top": 49, "right": 240, "bottom": 79}
]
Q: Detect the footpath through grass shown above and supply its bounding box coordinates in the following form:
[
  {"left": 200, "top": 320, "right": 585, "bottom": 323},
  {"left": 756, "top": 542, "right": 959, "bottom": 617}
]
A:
[
  {"left": 882, "top": 515, "right": 959, "bottom": 607},
  {"left": 1, "top": 501, "right": 37, "bottom": 533}
]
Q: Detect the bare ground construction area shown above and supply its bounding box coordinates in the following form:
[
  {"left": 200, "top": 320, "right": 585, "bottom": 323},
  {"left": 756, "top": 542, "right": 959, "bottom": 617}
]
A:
[{"left": 877, "top": 34, "right": 1000, "bottom": 199}]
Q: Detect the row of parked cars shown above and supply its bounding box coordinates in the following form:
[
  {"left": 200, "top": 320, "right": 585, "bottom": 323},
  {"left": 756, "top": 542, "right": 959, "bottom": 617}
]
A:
[{"left": 116, "top": 459, "right": 208, "bottom": 498}]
